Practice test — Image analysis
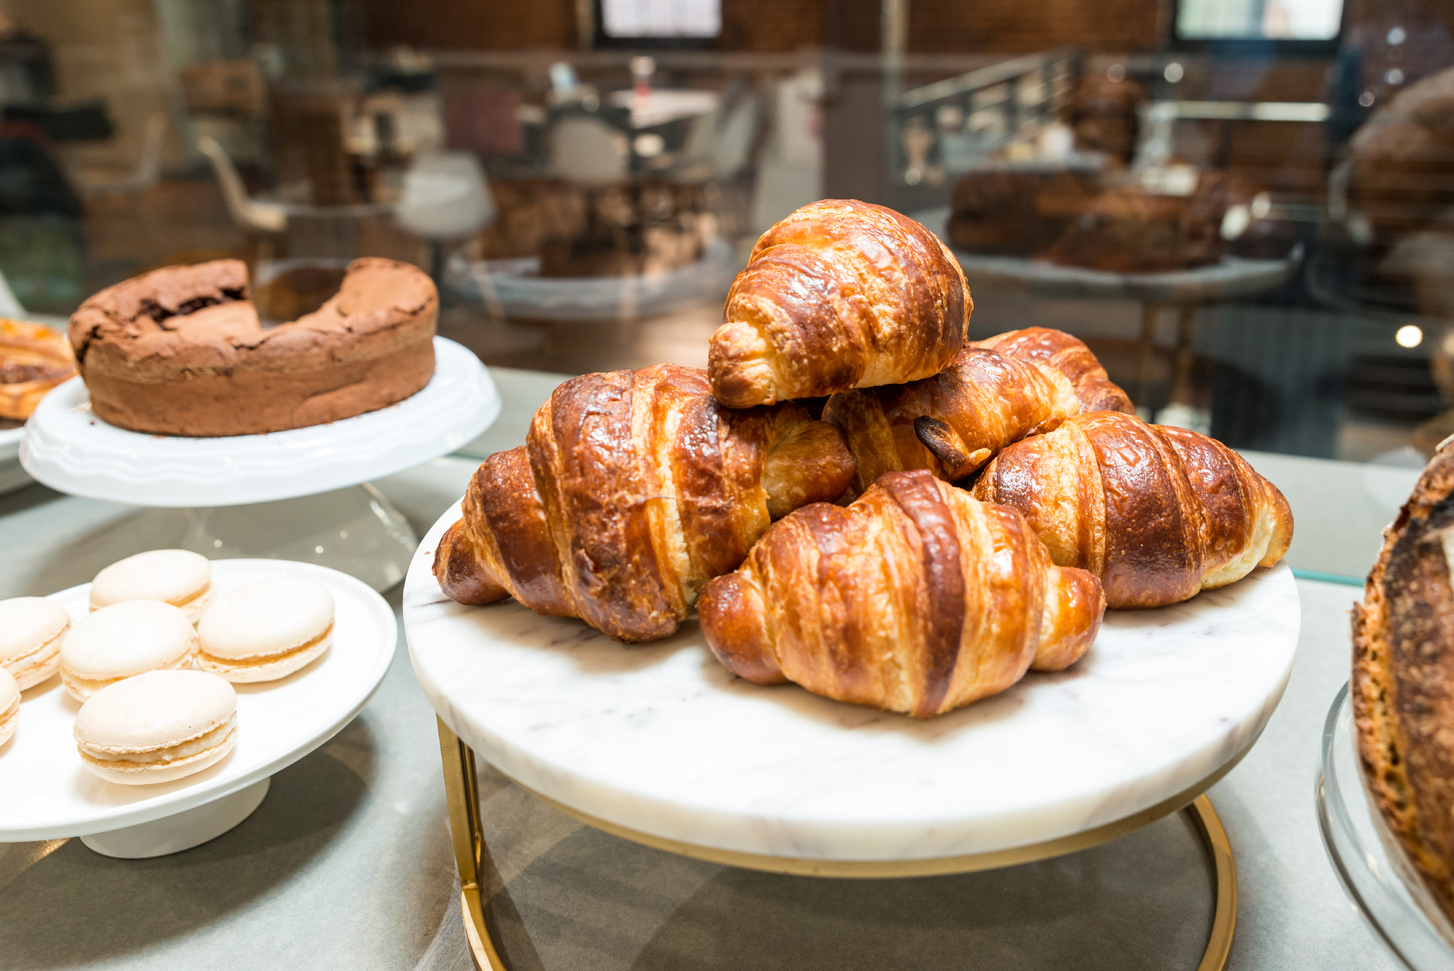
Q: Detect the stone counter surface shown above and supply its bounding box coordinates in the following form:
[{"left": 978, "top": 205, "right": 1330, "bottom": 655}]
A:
[{"left": 0, "top": 367, "right": 1407, "bottom": 970}]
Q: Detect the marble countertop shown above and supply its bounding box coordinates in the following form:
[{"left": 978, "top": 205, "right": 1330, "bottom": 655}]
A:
[{"left": 0, "top": 366, "right": 1414, "bottom": 970}]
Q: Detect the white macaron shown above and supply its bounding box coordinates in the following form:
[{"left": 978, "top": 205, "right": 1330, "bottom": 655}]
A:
[
  {"left": 60, "top": 600, "right": 197, "bottom": 702},
  {"left": 0, "top": 668, "right": 18, "bottom": 748},
  {"left": 196, "top": 578, "right": 334, "bottom": 683},
  {"left": 73, "top": 670, "right": 237, "bottom": 784},
  {"left": 89, "top": 549, "right": 215, "bottom": 622},
  {"left": 0, "top": 596, "right": 69, "bottom": 689}
]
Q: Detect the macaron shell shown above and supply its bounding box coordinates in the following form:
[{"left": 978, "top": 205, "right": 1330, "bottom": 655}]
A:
[
  {"left": 0, "top": 668, "right": 18, "bottom": 747},
  {"left": 62, "top": 653, "right": 190, "bottom": 703},
  {"left": 0, "top": 597, "right": 70, "bottom": 667},
  {"left": 9, "top": 639, "right": 61, "bottom": 691},
  {"left": 79, "top": 724, "right": 236, "bottom": 785},
  {"left": 74, "top": 669, "right": 235, "bottom": 750},
  {"left": 196, "top": 627, "right": 331, "bottom": 683},
  {"left": 197, "top": 578, "right": 334, "bottom": 660},
  {"left": 61, "top": 600, "right": 197, "bottom": 683},
  {"left": 89, "top": 550, "right": 212, "bottom": 612}
]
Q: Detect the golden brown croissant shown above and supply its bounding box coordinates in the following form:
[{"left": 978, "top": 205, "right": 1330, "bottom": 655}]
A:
[
  {"left": 971, "top": 326, "right": 1134, "bottom": 415},
  {"left": 698, "top": 469, "right": 1105, "bottom": 717},
  {"left": 822, "top": 346, "right": 1078, "bottom": 495},
  {"left": 0, "top": 319, "right": 76, "bottom": 420},
  {"left": 971, "top": 411, "right": 1293, "bottom": 608},
  {"left": 708, "top": 200, "right": 971, "bottom": 409},
  {"left": 433, "top": 364, "right": 856, "bottom": 642}
]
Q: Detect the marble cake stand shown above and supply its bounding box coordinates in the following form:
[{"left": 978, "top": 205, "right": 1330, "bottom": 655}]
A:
[
  {"left": 0, "top": 560, "right": 396, "bottom": 858},
  {"left": 405, "top": 503, "right": 1300, "bottom": 970},
  {"left": 18, "top": 337, "right": 500, "bottom": 590}
]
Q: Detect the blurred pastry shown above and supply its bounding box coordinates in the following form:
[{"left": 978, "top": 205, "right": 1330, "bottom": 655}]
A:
[
  {"left": 947, "top": 163, "right": 1103, "bottom": 256},
  {"left": 1353, "top": 440, "right": 1454, "bottom": 928},
  {"left": 68, "top": 257, "right": 437, "bottom": 437},
  {"left": 698, "top": 469, "right": 1105, "bottom": 717},
  {"left": 73, "top": 670, "right": 236, "bottom": 784},
  {"left": 0, "top": 319, "right": 75, "bottom": 421},
  {"left": 0, "top": 596, "right": 69, "bottom": 689},
  {"left": 972, "top": 412, "right": 1293, "bottom": 608},
  {"left": 0, "top": 668, "right": 17, "bottom": 747},
  {"left": 90, "top": 549, "right": 214, "bottom": 622},
  {"left": 60, "top": 600, "right": 197, "bottom": 702},
  {"left": 708, "top": 200, "right": 971, "bottom": 408},
  {"left": 196, "top": 577, "right": 334, "bottom": 682},
  {"left": 1066, "top": 71, "right": 1148, "bottom": 164}
]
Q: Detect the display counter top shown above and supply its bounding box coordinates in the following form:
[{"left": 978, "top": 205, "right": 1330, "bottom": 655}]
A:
[{"left": 0, "top": 367, "right": 1410, "bottom": 970}]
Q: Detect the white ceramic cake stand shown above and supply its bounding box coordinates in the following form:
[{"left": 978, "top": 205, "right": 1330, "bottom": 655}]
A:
[
  {"left": 404, "top": 503, "right": 1299, "bottom": 969},
  {"left": 18, "top": 337, "right": 500, "bottom": 590},
  {"left": 0, "top": 559, "right": 396, "bottom": 858}
]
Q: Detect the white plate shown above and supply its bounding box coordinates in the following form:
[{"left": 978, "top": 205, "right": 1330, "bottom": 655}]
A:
[
  {"left": 0, "top": 559, "right": 396, "bottom": 841},
  {"left": 20, "top": 336, "right": 500, "bottom": 507},
  {"left": 405, "top": 503, "right": 1300, "bottom": 863}
]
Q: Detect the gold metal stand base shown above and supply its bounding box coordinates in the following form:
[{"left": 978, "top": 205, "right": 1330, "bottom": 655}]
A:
[{"left": 438, "top": 717, "right": 1237, "bottom": 971}]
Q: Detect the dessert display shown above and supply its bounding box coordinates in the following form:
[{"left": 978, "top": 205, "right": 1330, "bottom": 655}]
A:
[
  {"left": 972, "top": 411, "right": 1294, "bottom": 608},
  {"left": 433, "top": 363, "right": 856, "bottom": 642},
  {"left": 707, "top": 199, "right": 972, "bottom": 408},
  {"left": 89, "top": 548, "right": 215, "bottom": 622},
  {"left": 477, "top": 178, "right": 715, "bottom": 278},
  {"left": 0, "top": 668, "right": 17, "bottom": 747},
  {"left": 59, "top": 600, "right": 197, "bottom": 702},
  {"left": 436, "top": 199, "right": 1294, "bottom": 718},
  {"left": 1066, "top": 71, "right": 1148, "bottom": 164},
  {"left": 0, "top": 319, "right": 76, "bottom": 423},
  {"left": 1352, "top": 441, "right": 1454, "bottom": 927},
  {"left": 698, "top": 469, "right": 1105, "bottom": 717},
  {"left": 823, "top": 328, "right": 1133, "bottom": 495},
  {"left": 196, "top": 577, "right": 335, "bottom": 682},
  {"left": 67, "top": 256, "right": 438, "bottom": 437},
  {"left": 0, "top": 596, "right": 69, "bottom": 689},
  {"left": 72, "top": 669, "right": 237, "bottom": 785}
]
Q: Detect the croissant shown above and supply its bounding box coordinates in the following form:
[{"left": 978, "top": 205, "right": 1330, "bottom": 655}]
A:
[
  {"left": 823, "top": 346, "right": 1078, "bottom": 495},
  {"left": 433, "top": 364, "right": 856, "bottom": 642},
  {"left": 698, "top": 469, "right": 1105, "bottom": 717},
  {"left": 708, "top": 200, "right": 971, "bottom": 409},
  {"left": 0, "top": 319, "right": 76, "bottom": 420},
  {"left": 971, "top": 326, "right": 1135, "bottom": 415},
  {"left": 971, "top": 411, "right": 1293, "bottom": 608}
]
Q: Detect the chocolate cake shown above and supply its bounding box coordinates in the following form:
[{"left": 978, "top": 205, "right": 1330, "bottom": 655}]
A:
[
  {"left": 946, "top": 164, "right": 1104, "bottom": 256},
  {"left": 1353, "top": 441, "right": 1454, "bottom": 930},
  {"left": 69, "top": 257, "right": 436, "bottom": 437}
]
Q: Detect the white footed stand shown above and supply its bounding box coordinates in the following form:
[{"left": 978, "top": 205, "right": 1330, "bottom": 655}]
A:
[
  {"left": 80, "top": 779, "right": 272, "bottom": 859},
  {"left": 20, "top": 337, "right": 499, "bottom": 592},
  {"left": 0, "top": 561, "right": 397, "bottom": 859}
]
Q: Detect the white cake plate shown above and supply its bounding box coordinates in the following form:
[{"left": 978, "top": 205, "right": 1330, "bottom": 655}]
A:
[
  {"left": 404, "top": 502, "right": 1299, "bottom": 867},
  {"left": 0, "top": 559, "right": 397, "bottom": 858},
  {"left": 19, "top": 336, "right": 500, "bottom": 590},
  {"left": 0, "top": 424, "right": 26, "bottom": 495}
]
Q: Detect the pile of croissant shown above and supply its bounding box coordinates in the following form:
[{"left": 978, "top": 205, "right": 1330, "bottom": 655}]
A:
[{"left": 436, "top": 199, "right": 1293, "bottom": 718}]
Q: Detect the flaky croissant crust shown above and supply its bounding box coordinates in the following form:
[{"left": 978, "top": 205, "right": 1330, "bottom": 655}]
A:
[
  {"left": 972, "top": 411, "right": 1293, "bottom": 608},
  {"left": 699, "top": 469, "right": 1105, "bottom": 717},
  {"left": 971, "top": 326, "right": 1135, "bottom": 416},
  {"left": 434, "top": 363, "right": 856, "bottom": 642},
  {"left": 708, "top": 200, "right": 971, "bottom": 408}
]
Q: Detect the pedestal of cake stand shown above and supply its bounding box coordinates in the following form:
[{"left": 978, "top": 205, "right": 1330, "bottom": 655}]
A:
[
  {"left": 79, "top": 778, "right": 271, "bottom": 859},
  {"left": 435, "top": 720, "right": 1237, "bottom": 971},
  {"left": 181, "top": 484, "right": 417, "bottom": 592}
]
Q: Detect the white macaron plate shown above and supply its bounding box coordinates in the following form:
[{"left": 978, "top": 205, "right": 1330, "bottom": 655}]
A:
[
  {"left": 18, "top": 336, "right": 499, "bottom": 507},
  {"left": 0, "top": 559, "right": 396, "bottom": 857}
]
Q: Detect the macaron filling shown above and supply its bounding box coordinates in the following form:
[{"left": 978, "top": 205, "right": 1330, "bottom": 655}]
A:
[
  {"left": 0, "top": 700, "right": 17, "bottom": 743},
  {"left": 62, "top": 652, "right": 191, "bottom": 701},
  {"left": 89, "top": 581, "right": 214, "bottom": 615},
  {"left": 4, "top": 633, "right": 61, "bottom": 684},
  {"left": 77, "top": 713, "right": 236, "bottom": 767},
  {"left": 198, "top": 621, "right": 333, "bottom": 670}
]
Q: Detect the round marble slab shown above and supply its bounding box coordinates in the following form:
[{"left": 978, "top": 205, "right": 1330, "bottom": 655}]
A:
[{"left": 405, "top": 504, "right": 1300, "bottom": 864}]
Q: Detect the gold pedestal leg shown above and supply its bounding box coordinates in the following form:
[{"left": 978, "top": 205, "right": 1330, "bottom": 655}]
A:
[
  {"left": 438, "top": 717, "right": 1237, "bottom": 971},
  {"left": 1136, "top": 304, "right": 1160, "bottom": 417},
  {"left": 1169, "top": 306, "right": 1199, "bottom": 406}
]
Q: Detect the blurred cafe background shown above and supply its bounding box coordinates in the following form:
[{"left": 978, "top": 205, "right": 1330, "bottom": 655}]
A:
[{"left": 0, "top": 0, "right": 1450, "bottom": 466}]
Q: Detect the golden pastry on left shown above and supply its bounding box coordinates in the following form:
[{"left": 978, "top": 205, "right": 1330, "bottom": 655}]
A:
[{"left": 0, "top": 319, "right": 75, "bottom": 421}]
